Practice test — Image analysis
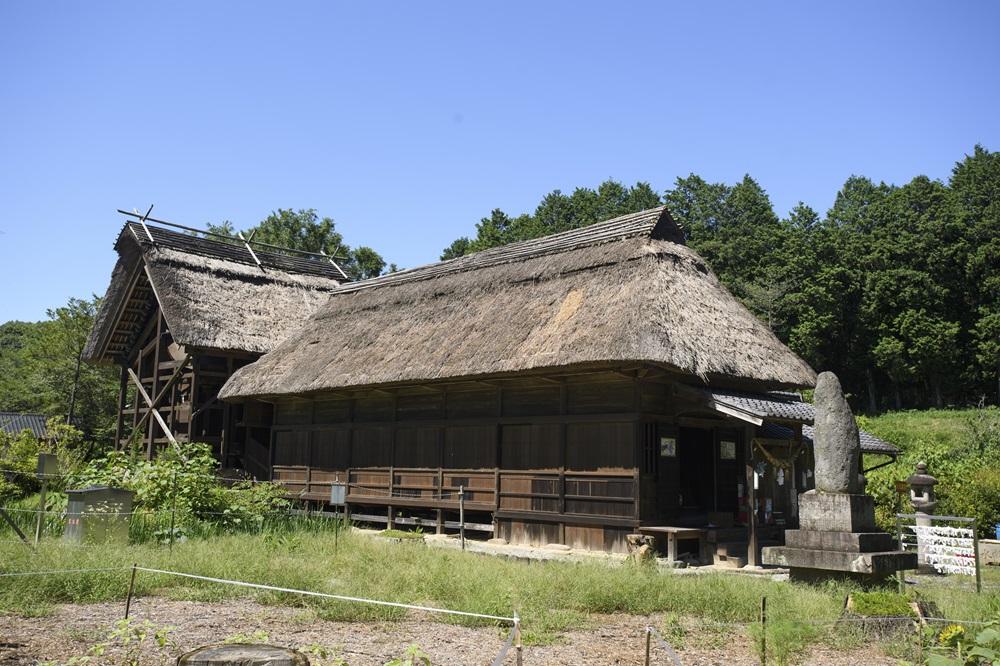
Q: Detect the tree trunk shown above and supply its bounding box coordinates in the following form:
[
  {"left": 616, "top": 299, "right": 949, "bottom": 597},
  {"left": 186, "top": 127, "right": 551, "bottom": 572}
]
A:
[
  {"left": 893, "top": 382, "right": 902, "bottom": 411},
  {"left": 933, "top": 378, "right": 943, "bottom": 408},
  {"left": 865, "top": 368, "right": 878, "bottom": 414}
]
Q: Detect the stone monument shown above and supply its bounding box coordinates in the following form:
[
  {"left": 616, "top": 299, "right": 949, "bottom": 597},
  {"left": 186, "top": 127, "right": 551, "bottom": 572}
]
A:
[{"left": 762, "top": 372, "right": 916, "bottom": 582}]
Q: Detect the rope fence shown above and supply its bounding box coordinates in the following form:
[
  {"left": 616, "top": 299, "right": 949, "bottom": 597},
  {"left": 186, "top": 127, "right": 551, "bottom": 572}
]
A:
[{"left": 2, "top": 564, "right": 1000, "bottom": 665}]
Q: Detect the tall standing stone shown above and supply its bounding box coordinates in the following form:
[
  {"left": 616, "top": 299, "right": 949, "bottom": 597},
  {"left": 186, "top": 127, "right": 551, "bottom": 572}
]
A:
[
  {"left": 812, "top": 372, "right": 861, "bottom": 494},
  {"left": 762, "top": 371, "right": 915, "bottom": 582}
]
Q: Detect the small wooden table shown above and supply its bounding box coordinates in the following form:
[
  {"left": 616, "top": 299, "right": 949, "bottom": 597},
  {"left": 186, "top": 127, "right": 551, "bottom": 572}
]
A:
[{"left": 639, "top": 526, "right": 708, "bottom": 564}]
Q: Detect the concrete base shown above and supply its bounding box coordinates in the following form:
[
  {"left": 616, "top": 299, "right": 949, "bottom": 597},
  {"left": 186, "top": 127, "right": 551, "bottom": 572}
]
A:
[
  {"left": 762, "top": 546, "right": 916, "bottom": 576},
  {"left": 798, "top": 491, "right": 877, "bottom": 533},
  {"left": 763, "top": 489, "right": 914, "bottom": 582}
]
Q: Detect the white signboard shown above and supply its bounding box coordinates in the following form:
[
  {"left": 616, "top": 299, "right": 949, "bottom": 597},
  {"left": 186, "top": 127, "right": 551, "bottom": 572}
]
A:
[{"left": 909, "top": 525, "right": 977, "bottom": 576}]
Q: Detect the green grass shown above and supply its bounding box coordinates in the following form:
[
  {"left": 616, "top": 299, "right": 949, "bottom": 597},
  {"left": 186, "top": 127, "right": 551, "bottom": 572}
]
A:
[
  {"left": 378, "top": 529, "right": 425, "bottom": 540},
  {"left": 857, "top": 408, "right": 978, "bottom": 452},
  {"left": 2, "top": 530, "right": 995, "bottom": 648}
]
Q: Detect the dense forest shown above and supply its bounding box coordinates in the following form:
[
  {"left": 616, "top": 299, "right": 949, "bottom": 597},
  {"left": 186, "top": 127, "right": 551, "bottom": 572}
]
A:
[{"left": 441, "top": 146, "right": 1000, "bottom": 412}]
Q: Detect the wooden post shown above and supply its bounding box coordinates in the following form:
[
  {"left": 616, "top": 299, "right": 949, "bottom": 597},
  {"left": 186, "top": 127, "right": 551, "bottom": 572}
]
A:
[
  {"left": 459, "top": 485, "right": 466, "bottom": 551},
  {"left": 33, "top": 478, "right": 48, "bottom": 546},
  {"left": 644, "top": 626, "right": 652, "bottom": 666},
  {"left": 115, "top": 365, "right": 128, "bottom": 449},
  {"left": 760, "top": 596, "right": 767, "bottom": 666},
  {"left": 169, "top": 469, "right": 178, "bottom": 552},
  {"left": 124, "top": 563, "right": 138, "bottom": 619},
  {"left": 746, "top": 428, "right": 759, "bottom": 567},
  {"left": 514, "top": 613, "right": 522, "bottom": 666},
  {"left": 974, "top": 521, "right": 982, "bottom": 594}
]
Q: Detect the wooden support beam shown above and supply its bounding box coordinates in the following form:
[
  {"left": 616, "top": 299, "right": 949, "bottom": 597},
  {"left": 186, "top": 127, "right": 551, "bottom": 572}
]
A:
[
  {"left": 131, "top": 354, "right": 192, "bottom": 436},
  {"left": 127, "top": 367, "right": 178, "bottom": 447}
]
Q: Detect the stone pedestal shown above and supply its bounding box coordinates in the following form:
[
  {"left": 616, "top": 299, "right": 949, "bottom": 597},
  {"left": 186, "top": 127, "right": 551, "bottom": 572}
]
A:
[{"left": 762, "top": 490, "right": 915, "bottom": 583}]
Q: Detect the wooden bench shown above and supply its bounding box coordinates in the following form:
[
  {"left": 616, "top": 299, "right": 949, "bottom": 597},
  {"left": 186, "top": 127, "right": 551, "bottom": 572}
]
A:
[{"left": 638, "top": 526, "right": 709, "bottom": 564}]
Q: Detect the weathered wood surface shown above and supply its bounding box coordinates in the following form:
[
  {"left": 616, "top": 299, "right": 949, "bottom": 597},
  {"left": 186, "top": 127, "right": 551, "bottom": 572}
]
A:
[{"left": 177, "top": 643, "right": 307, "bottom": 665}]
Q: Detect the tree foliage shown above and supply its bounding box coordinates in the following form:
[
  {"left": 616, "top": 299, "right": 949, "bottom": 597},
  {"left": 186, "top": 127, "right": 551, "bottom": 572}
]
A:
[
  {"left": 207, "top": 208, "right": 389, "bottom": 280},
  {"left": 0, "top": 297, "right": 119, "bottom": 440}
]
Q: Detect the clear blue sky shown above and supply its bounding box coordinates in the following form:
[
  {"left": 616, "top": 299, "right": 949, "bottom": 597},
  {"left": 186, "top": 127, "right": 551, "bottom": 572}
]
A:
[{"left": 1, "top": 2, "right": 998, "bottom": 322}]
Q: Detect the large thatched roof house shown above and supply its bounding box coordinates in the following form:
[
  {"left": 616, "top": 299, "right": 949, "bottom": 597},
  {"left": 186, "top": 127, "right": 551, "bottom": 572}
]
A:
[
  {"left": 84, "top": 218, "right": 347, "bottom": 468},
  {"left": 216, "top": 206, "right": 896, "bottom": 560}
]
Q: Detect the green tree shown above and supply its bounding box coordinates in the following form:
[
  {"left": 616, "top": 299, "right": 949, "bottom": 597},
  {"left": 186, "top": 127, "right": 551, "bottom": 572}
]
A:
[
  {"left": 0, "top": 297, "right": 119, "bottom": 442},
  {"left": 440, "top": 237, "right": 472, "bottom": 260},
  {"left": 210, "top": 208, "right": 391, "bottom": 281}
]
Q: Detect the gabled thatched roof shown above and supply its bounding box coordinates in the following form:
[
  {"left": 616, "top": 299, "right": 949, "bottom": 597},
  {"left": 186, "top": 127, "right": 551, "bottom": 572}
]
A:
[
  {"left": 220, "top": 207, "right": 816, "bottom": 400},
  {"left": 84, "top": 222, "right": 346, "bottom": 363}
]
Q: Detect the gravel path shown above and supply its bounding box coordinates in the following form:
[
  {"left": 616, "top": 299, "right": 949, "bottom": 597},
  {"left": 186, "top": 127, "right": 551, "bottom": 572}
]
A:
[{"left": 0, "top": 597, "right": 900, "bottom": 665}]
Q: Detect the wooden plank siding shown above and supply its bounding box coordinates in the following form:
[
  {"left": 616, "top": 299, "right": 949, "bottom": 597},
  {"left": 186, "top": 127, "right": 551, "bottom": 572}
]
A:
[{"left": 265, "top": 369, "right": 704, "bottom": 552}]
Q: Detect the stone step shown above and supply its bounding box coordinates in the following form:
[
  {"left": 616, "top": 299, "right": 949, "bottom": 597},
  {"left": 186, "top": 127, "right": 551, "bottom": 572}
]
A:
[{"left": 784, "top": 529, "right": 896, "bottom": 553}]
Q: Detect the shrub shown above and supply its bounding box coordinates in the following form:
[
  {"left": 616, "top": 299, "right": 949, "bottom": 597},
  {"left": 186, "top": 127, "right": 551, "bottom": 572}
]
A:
[{"left": 67, "top": 442, "right": 289, "bottom": 526}]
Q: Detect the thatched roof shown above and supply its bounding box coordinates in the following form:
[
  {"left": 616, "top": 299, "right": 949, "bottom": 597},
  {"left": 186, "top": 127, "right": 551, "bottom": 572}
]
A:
[
  {"left": 221, "top": 206, "right": 816, "bottom": 400},
  {"left": 84, "top": 222, "right": 346, "bottom": 363}
]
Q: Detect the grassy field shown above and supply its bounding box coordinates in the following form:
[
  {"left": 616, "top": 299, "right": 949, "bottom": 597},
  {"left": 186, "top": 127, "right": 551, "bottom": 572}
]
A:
[{"left": 1, "top": 529, "right": 997, "bottom": 651}]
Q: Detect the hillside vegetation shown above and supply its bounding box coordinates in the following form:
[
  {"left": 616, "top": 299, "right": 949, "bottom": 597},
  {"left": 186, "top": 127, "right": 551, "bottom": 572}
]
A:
[{"left": 860, "top": 407, "right": 1000, "bottom": 532}]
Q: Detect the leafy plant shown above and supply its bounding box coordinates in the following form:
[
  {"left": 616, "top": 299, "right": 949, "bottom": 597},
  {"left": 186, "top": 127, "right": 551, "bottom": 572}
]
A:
[
  {"left": 224, "top": 629, "right": 270, "bottom": 644},
  {"left": 384, "top": 645, "right": 431, "bottom": 666},
  {"left": 40, "top": 618, "right": 174, "bottom": 666},
  {"left": 926, "top": 620, "right": 1000, "bottom": 665}
]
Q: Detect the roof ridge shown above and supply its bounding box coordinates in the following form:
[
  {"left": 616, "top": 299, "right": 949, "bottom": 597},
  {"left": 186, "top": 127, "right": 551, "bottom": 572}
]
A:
[
  {"left": 121, "top": 222, "right": 347, "bottom": 281},
  {"left": 331, "top": 206, "right": 675, "bottom": 295}
]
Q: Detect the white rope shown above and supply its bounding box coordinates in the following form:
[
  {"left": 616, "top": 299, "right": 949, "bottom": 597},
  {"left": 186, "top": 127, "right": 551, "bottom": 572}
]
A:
[
  {"left": 0, "top": 567, "right": 126, "bottom": 577},
  {"left": 133, "top": 566, "right": 516, "bottom": 623}
]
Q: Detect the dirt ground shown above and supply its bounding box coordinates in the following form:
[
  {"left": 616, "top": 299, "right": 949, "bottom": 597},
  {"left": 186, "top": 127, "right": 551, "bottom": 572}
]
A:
[{"left": 0, "top": 597, "right": 899, "bottom": 665}]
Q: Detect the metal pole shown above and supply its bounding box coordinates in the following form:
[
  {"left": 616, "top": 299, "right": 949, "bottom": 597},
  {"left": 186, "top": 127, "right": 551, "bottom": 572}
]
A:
[
  {"left": 169, "top": 469, "right": 177, "bottom": 552},
  {"left": 459, "top": 485, "right": 466, "bottom": 551},
  {"left": 514, "top": 613, "right": 522, "bottom": 666},
  {"left": 973, "top": 521, "right": 982, "bottom": 594},
  {"left": 760, "top": 596, "right": 767, "bottom": 666},
  {"left": 644, "top": 626, "right": 652, "bottom": 666},
  {"left": 34, "top": 479, "right": 48, "bottom": 546},
  {"left": 334, "top": 504, "right": 340, "bottom": 555},
  {"left": 124, "top": 563, "right": 138, "bottom": 619}
]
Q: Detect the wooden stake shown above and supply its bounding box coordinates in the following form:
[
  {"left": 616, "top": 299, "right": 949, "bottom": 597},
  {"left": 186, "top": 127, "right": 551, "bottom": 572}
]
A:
[
  {"left": 125, "top": 563, "right": 138, "bottom": 619},
  {"left": 644, "top": 626, "right": 652, "bottom": 666},
  {"left": 514, "top": 614, "right": 522, "bottom": 666},
  {"left": 760, "top": 596, "right": 767, "bottom": 666},
  {"left": 33, "top": 479, "right": 48, "bottom": 546}
]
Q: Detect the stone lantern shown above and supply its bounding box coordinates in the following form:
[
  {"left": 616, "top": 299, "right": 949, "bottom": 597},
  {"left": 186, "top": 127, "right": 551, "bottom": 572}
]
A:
[
  {"left": 907, "top": 462, "right": 938, "bottom": 514},
  {"left": 907, "top": 462, "right": 939, "bottom": 572}
]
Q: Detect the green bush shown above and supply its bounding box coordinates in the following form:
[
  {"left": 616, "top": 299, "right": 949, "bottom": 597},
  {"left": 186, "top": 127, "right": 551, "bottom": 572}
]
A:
[
  {"left": 0, "top": 419, "right": 87, "bottom": 502},
  {"left": 862, "top": 407, "right": 1000, "bottom": 533},
  {"left": 67, "top": 442, "right": 289, "bottom": 526}
]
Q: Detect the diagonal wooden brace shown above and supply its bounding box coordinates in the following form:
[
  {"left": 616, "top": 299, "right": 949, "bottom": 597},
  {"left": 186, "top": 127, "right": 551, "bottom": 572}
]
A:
[
  {"left": 130, "top": 354, "right": 192, "bottom": 437},
  {"left": 128, "top": 364, "right": 184, "bottom": 448}
]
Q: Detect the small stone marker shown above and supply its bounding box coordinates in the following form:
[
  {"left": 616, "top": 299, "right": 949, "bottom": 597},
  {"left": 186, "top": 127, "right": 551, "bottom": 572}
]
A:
[{"left": 177, "top": 644, "right": 308, "bottom": 666}]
